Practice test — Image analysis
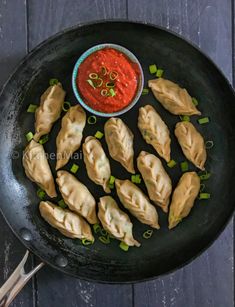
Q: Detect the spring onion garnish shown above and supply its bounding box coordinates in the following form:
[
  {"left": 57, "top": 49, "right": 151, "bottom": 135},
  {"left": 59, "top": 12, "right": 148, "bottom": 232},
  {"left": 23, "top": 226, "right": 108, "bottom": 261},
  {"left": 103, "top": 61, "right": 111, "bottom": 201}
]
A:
[
  {"left": 62, "top": 101, "right": 71, "bottom": 112},
  {"left": 37, "top": 188, "right": 46, "bottom": 200},
  {"left": 200, "top": 183, "right": 205, "bottom": 192},
  {"left": 142, "top": 88, "right": 149, "bottom": 95},
  {"left": 99, "top": 236, "right": 110, "bottom": 244},
  {"left": 89, "top": 73, "right": 98, "bottom": 79},
  {"left": 93, "top": 223, "right": 101, "bottom": 234},
  {"left": 143, "top": 229, "right": 153, "bottom": 239},
  {"left": 70, "top": 163, "right": 79, "bottom": 174},
  {"left": 180, "top": 161, "right": 189, "bottom": 172},
  {"left": 205, "top": 141, "right": 214, "bottom": 149},
  {"left": 26, "top": 132, "right": 34, "bottom": 142},
  {"left": 109, "top": 183, "right": 114, "bottom": 189},
  {"left": 106, "top": 82, "right": 115, "bottom": 88},
  {"left": 192, "top": 97, "right": 199, "bottom": 106},
  {"left": 199, "top": 171, "right": 211, "bottom": 181},
  {"left": 101, "top": 229, "right": 108, "bottom": 237},
  {"left": 101, "top": 66, "right": 108, "bottom": 76},
  {"left": 198, "top": 117, "right": 210, "bottom": 125},
  {"left": 119, "top": 241, "right": 129, "bottom": 251},
  {"left": 94, "top": 78, "right": 103, "bottom": 87},
  {"left": 82, "top": 238, "right": 94, "bottom": 245},
  {"left": 156, "top": 69, "right": 164, "bottom": 78},
  {"left": 39, "top": 134, "right": 49, "bottom": 145},
  {"left": 94, "top": 131, "right": 104, "bottom": 139},
  {"left": 49, "top": 78, "right": 59, "bottom": 86},
  {"left": 58, "top": 199, "right": 67, "bottom": 209},
  {"left": 87, "top": 115, "right": 97, "bottom": 124},
  {"left": 110, "top": 71, "right": 118, "bottom": 80},
  {"left": 87, "top": 79, "right": 96, "bottom": 89},
  {"left": 27, "top": 104, "right": 38, "bottom": 113},
  {"left": 131, "top": 174, "right": 141, "bottom": 184},
  {"left": 109, "top": 88, "right": 116, "bottom": 97},
  {"left": 101, "top": 89, "right": 108, "bottom": 96},
  {"left": 149, "top": 64, "right": 157, "bottom": 74},
  {"left": 179, "top": 115, "right": 190, "bottom": 122},
  {"left": 199, "top": 193, "right": 211, "bottom": 200},
  {"left": 167, "top": 159, "right": 177, "bottom": 168},
  {"left": 109, "top": 175, "right": 116, "bottom": 185}
]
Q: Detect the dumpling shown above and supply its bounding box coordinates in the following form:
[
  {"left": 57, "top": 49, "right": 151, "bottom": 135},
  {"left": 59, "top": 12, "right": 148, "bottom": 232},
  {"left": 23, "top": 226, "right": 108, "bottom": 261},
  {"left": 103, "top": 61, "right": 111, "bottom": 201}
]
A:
[
  {"left": 98, "top": 196, "right": 140, "bottom": 247},
  {"left": 168, "top": 172, "right": 200, "bottom": 229},
  {"left": 115, "top": 179, "right": 160, "bottom": 229},
  {"left": 83, "top": 136, "right": 111, "bottom": 193},
  {"left": 175, "top": 121, "right": 206, "bottom": 170},
  {"left": 56, "top": 105, "right": 86, "bottom": 170},
  {"left": 104, "top": 117, "right": 135, "bottom": 173},
  {"left": 138, "top": 105, "right": 171, "bottom": 162},
  {"left": 56, "top": 170, "right": 98, "bottom": 224},
  {"left": 34, "top": 83, "right": 66, "bottom": 141},
  {"left": 148, "top": 78, "right": 201, "bottom": 116},
  {"left": 23, "top": 140, "right": 57, "bottom": 198},
  {"left": 39, "top": 201, "right": 94, "bottom": 241},
  {"left": 137, "top": 151, "right": 172, "bottom": 213}
]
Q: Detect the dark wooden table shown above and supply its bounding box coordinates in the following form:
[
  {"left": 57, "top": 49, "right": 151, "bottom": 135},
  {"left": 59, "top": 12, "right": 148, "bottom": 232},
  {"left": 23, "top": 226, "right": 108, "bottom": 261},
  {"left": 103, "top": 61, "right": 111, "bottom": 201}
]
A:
[{"left": 0, "top": 1, "right": 234, "bottom": 306}]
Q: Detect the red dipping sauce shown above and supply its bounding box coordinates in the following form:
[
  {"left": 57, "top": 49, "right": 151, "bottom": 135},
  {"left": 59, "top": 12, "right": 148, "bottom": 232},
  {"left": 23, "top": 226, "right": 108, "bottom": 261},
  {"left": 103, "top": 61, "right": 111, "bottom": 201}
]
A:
[{"left": 76, "top": 48, "right": 140, "bottom": 113}]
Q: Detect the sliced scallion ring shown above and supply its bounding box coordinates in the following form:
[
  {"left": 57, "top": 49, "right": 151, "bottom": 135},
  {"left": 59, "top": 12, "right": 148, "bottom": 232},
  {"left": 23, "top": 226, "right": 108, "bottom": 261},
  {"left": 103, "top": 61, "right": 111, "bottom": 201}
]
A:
[
  {"left": 142, "top": 88, "right": 149, "bottom": 95},
  {"left": 119, "top": 241, "right": 129, "bottom": 251},
  {"left": 143, "top": 230, "right": 153, "bottom": 239},
  {"left": 200, "top": 183, "right": 205, "bottom": 192},
  {"left": 167, "top": 159, "right": 177, "bottom": 168},
  {"left": 82, "top": 238, "right": 94, "bottom": 245},
  {"left": 26, "top": 132, "right": 34, "bottom": 142},
  {"left": 89, "top": 73, "right": 98, "bottom": 79},
  {"left": 94, "top": 131, "right": 104, "bottom": 139},
  {"left": 101, "top": 66, "right": 108, "bottom": 76},
  {"left": 27, "top": 104, "right": 38, "bottom": 113},
  {"left": 199, "top": 171, "right": 211, "bottom": 181},
  {"left": 37, "top": 189, "right": 46, "bottom": 200},
  {"left": 70, "top": 163, "right": 79, "bottom": 174},
  {"left": 198, "top": 117, "right": 210, "bottom": 125},
  {"left": 106, "top": 82, "right": 115, "bottom": 88},
  {"left": 192, "top": 97, "right": 199, "bottom": 106},
  {"left": 110, "top": 71, "right": 118, "bottom": 80},
  {"left": 180, "top": 161, "right": 189, "bottom": 172},
  {"left": 87, "top": 115, "right": 97, "bottom": 124},
  {"left": 101, "top": 89, "right": 108, "bottom": 96},
  {"left": 39, "top": 134, "right": 49, "bottom": 145},
  {"left": 62, "top": 101, "right": 71, "bottom": 112},
  {"left": 49, "top": 78, "right": 59, "bottom": 86},
  {"left": 98, "top": 236, "right": 110, "bottom": 244},
  {"left": 58, "top": 199, "right": 67, "bottom": 209},
  {"left": 109, "top": 88, "right": 116, "bottom": 97},
  {"left": 179, "top": 115, "right": 190, "bottom": 122},
  {"left": 93, "top": 223, "right": 101, "bottom": 234},
  {"left": 199, "top": 193, "right": 211, "bottom": 200},
  {"left": 87, "top": 79, "right": 96, "bottom": 89},
  {"left": 205, "top": 140, "right": 214, "bottom": 149}
]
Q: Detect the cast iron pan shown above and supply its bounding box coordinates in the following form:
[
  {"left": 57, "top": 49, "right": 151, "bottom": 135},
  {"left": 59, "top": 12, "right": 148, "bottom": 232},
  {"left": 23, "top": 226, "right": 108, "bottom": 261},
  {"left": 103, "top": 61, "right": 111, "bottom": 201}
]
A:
[{"left": 0, "top": 21, "right": 235, "bottom": 283}]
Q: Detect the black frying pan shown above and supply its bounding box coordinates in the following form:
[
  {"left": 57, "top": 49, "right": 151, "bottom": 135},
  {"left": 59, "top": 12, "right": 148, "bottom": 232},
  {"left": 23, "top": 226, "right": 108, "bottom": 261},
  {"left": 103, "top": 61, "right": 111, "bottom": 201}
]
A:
[{"left": 0, "top": 21, "right": 235, "bottom": 286}]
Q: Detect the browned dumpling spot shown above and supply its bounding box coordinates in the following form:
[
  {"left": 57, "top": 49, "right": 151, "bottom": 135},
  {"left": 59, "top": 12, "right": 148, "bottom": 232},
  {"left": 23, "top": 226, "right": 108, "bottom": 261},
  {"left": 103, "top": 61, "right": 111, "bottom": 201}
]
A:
[
  {"left": 168, "top": 172, "right": 200, "bottom": 229},
  {"left": 23, "top": 140, "right": 57, "bottom": 198},
  {"left": 138, "top": 105, "right": 171, "bottom": 162},
  {"left": 148, "top": 78, "right": 201, "bottom": 116},
  {"left": 104, "top": 117, "right": 135, "bottom": 173},
  {"left": 56, "top": 105, "right": 86, "bottom": 170},
  {"left": 39, "top": 201, "right": 94, "bottom": 241},
  {"left": 137, "top": 151, "right": 172, "bottom": 213},
  {"left": 56, "top": 170, "right": 98, "bottom": 224},
  {"left": 115, "top": 179, "right": 160, "bottom": 229},
  {"left": 98, "top": 196, "right": 140, "bottom": 247},
  {"left": 34, "top": 83, "right": 66, "bottom": 141},
  {"left": 175, "top": 121, "right": 206, "bottom": 170},
  {"left": 83, "top": 136, "right": 111, "bottom": 193}
]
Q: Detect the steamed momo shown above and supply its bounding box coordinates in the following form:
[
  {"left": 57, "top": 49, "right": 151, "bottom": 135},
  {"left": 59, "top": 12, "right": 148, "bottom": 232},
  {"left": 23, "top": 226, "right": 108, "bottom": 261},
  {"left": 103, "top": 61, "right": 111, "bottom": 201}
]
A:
[
  {"left": 137, "top": 151, "right": 172, "bottom": 213},
  {"left": 175, "top": 121, "right": 206, "bottom": 170},
  {"left": 104, "top": 117, "right": 135, "bottom": 173},
  {"left": 56, "top": 105, "right": 86, "bottom": 170},
  {"left": 39, "top": 201, "right": 94, "bottom": 241},
  {"left": 98, "top": 196, "right": 140, "bottom": 247},
  {"left": 34, "top": 83, "right": 66, "bottom": 141},
  {"left": 23, "top": 140, "right": 57, "bottom": 198},
  {"left": 83, "top": 136, "right": 111, "bottom": 193},
  {"left": 56, "top": 170, "right": 98, "bottom": 224},
  {"left": 168, "top": 172, "right": 200, "bottom": 229},
  {"left": 148, "top": 78, "right": 201, "bottom": 116},
  {"left": 115, "top": 179, "right": 160, "bottom": 229},
  {"left": 138, "top": 105, "right": 171, "bottom": 162}
]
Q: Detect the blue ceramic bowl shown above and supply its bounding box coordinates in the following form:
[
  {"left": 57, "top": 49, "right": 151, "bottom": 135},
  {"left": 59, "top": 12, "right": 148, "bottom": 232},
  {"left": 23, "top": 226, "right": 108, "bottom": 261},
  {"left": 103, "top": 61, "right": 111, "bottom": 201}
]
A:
[{"left": 72, "top": 43, "right": 144, "bottom": 117}]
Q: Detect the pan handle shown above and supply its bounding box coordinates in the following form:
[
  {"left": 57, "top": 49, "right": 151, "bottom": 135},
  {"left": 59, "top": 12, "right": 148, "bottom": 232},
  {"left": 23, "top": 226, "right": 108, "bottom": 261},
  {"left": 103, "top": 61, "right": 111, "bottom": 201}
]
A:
[{"left": 0, "top": 251, "right": 44, "bottom": 307}]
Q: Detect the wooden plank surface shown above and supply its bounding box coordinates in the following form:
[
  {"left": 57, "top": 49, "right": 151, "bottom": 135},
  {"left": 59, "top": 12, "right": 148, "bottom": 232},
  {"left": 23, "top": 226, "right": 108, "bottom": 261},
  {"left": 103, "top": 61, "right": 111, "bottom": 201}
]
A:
[{"left": 128, "top": 0, "right": 234, "bottom": 306}]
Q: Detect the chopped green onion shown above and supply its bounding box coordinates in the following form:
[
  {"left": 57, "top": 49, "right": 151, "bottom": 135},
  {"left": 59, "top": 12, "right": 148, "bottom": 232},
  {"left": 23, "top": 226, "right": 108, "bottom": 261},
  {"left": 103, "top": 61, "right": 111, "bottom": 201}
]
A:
[
  {"left": 142, "top": 88, "right": 149, "bottom": 95},
  {"left": 70, "top": 163, "right": 79, "bottom": 174},
  {"left": 93, "top": 223, "right": 101, "bottom": 234},
  {"left": 199, "top": 171, "right": 211, "bottom": 181},
  {"left": 87, "top": 79, "right": 96, "bottom": 89},
  {"left": 143, "top": 229, "right": 153, "bottom": 239},
  {"left": 180, "top": 161, "right": 189, "bottom": 172},
  {"left": 131, "top": 174, "right": 141, "bottom": 184},
  {"left": 199, "top": 193, "right": 211, "bottom": 200},
  {"left": 27, "top": 104, "right": 38, "bottom": 113},
  {"left": 149, "top": 64, "right": 157, "bottom": 74},
  {"left": 101, "top": 89, "right": 108, "bottom": 96},
  {"left": 192, "top": 97, "right": 199, "bottom": 106},
  {"left": 205, "top": 140, "right": 214, "bottom": 149},
  {"left": 26, "top": 132, "right": 34, "bottom": 142},
  {"left": 167, "top": 159, "right": 177, "bottom": 168},
  {"left": 119, "top": 241, "right": 129, "bottom": 251},
  {"left": 100, "top": 229, "right": 108, "bottom": 236},
  {"left": 49, "top": 78, "right": 59, "bottom": 86},
  {"left": 94, "top": 131, "right": 104, "bottom": 139},
  {"left": 200, "top": 183, "right": 205, "bottom": 192},
  {"left": 179, "top": 115, "right": 190, "bottom": 122},
  {"left": 81, "top": 238, "right": 94, "bottom": 245},
  {"left": 156, "top": 69, "right": 164, "bottom": 78},
  {"left": 89, "top": 73, "right": 98, "bottom": 79},
  {"left": 58, "top": 199, "right": 67, "bottom": 209},
  {"left": 109, "top": 176, "right": 116, "bottom": 185},
  {"left": 101, "top": 66, "right": 108, "bottom": 76},
  {"left": 198, "top": 117, "right": 210, "bottom": 125},
  {"left": 106, "top": 82, "right": 115, "bottom": 88},
  {"left": 62, "top": 101, "right": 71, "bottom": 112},
  {"left": 109, "top": 183, "right": 114, "bottom": 189},
  {"left": 95, "top": 78, "right": 103, "bottom": 87},
  {"left": 87, "top": 115, "right": 97, "bottom": 124},
  {"left": 110, "top": 71, "right": 118, "bottom": 80},
  {"left": 109, "top": 88, "right": 116, "bottom": 97},
  {"left": 98, "top": 236, "right": 110, "bottom": 244},
  {"left": 37, "top": 188, "right": 46, "bottom": 200},
  {"left": 39, "top": 134, "right": 49, "bottom": 145}
]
